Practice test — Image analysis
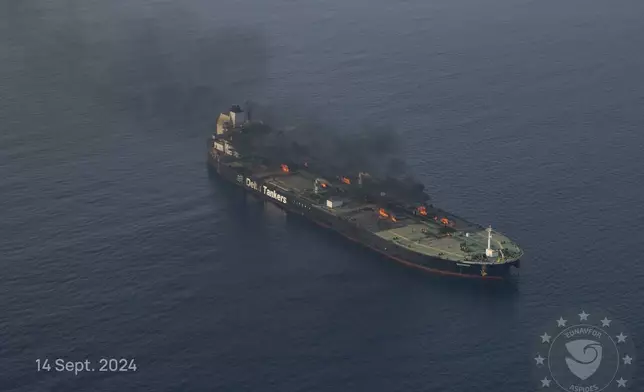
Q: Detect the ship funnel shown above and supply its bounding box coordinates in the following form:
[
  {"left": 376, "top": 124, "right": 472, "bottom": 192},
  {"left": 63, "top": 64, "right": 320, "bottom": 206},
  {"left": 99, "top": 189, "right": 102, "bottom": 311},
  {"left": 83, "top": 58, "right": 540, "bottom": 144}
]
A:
[{"left": 229, "top": 105, "right": 247, "bottom": 127}]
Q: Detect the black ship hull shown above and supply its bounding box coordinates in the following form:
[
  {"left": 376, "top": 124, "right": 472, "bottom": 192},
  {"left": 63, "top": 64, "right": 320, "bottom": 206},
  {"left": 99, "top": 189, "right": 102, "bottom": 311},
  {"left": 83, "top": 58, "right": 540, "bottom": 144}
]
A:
[{"left": 208, "top": 153, "right": 518, "bottom": 280}]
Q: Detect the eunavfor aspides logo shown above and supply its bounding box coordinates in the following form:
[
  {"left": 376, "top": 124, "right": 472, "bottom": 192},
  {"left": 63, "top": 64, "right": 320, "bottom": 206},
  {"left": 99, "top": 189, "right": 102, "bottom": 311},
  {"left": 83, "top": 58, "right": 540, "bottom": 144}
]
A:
[{"left": 533, "top": 308, "right": 636, "bottom": 391}]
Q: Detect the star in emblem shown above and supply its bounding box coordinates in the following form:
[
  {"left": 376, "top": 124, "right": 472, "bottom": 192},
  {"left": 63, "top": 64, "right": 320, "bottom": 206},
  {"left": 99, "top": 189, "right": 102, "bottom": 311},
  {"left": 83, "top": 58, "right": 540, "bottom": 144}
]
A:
[
  {"left": 616, "top": 377, "right": 627, "bottom": 388},
  {"left": 541, "top": 377, "right": 551, "bottom": 387},
  {"left": 601, "top": 317, "right": 611, "bottom": 327},
  {"left": 540, "top": 332, "right": 551, "bottom": 343},
  {"left": 556, "top": 317, "right": 567, "bottom": 327},
  {"left": 578, "top": 310, "right": 589, "bottom": 321},
  {"left": 616, "top": 332, "right": 627, "bottom": 343},
  {"left": 623, "top": 354, "right": 633, "bottom": 365},
  {"left": 534, "top": 354, "right": 545, "bottom": 366}
]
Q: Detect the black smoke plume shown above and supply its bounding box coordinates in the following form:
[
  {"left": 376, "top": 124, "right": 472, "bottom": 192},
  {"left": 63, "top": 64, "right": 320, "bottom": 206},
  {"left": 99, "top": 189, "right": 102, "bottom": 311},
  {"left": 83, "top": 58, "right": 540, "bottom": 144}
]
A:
[
  {"left": 242, "top": 102, "right": 407, "bottom": 176},
  {"left": 234, "top": 102, "right": 429, "bottom": 201},
  {"left": 15, "top": 0, "right": 426, "bottom": 198},
  {"left": 8, "top": 0, "right": 271, "bottom": 135}
]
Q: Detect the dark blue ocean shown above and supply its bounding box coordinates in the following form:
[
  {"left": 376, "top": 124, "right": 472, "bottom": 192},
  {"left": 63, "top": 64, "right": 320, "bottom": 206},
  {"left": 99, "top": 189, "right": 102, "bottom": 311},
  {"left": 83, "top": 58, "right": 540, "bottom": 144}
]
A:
[{"left": 2, "top": 1, "right": 644, "bottom": 391}]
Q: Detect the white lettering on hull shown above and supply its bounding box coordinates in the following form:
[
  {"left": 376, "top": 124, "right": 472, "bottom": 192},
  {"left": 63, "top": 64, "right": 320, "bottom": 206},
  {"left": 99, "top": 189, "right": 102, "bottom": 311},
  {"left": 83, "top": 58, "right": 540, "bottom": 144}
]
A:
[
  {"left": 245, "top": 178, "right": 259, "bottom": 190},
  {"left": 244, "top": 178, "right": 287, "bottom": 204},
  {"left": 262, "top": 185, "right": 288, "bottom": 204}
]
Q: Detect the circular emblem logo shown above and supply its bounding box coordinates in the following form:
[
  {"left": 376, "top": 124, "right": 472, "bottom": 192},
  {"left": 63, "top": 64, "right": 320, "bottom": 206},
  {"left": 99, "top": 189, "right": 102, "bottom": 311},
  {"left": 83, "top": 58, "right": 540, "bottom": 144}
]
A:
[{"left": 533, "top": 309, "right": 636, "bottom": 391}]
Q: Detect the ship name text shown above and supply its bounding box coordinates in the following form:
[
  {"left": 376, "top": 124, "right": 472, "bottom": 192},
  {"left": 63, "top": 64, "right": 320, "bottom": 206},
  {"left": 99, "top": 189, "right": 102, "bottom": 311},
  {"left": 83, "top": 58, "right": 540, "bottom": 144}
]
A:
[
  {"left": 263, "top": 186, "right": 287, "bottom": 204},
  {"left": 245, "top": 178, "right": 288, "bottom": 204},
  {"left": 245, "top": 178, "right": 259, "bottom": 190}
]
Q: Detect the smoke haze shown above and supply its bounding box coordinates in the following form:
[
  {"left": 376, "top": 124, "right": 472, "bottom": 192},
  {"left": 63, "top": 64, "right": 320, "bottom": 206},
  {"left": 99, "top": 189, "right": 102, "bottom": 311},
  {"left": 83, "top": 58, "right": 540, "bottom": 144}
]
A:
[
  {"left": 5, "top": 0, "right": 422, "bottom": 188},
  {"left": 237, "top": 102, "right": 426, "bottom": 193}
]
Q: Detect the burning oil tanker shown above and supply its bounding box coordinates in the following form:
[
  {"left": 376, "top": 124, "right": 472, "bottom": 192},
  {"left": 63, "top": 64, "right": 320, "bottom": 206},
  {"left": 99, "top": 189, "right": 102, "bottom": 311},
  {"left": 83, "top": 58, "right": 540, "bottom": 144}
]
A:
[{"left": 207, "top": 104, "right": 523, "bottom": 279}]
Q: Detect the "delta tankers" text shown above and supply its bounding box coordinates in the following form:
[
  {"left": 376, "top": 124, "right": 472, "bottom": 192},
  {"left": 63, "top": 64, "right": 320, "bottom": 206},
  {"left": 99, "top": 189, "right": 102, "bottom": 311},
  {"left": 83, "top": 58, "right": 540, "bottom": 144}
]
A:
[{"left": 245, "top": 178, "right": 288, "bottom": 204}]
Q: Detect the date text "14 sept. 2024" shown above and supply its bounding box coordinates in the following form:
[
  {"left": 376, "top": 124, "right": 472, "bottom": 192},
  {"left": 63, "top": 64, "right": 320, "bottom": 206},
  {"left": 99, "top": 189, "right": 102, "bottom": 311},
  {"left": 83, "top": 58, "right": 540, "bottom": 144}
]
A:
[{"left": 36, "top": 358, "right": 137, "bottom": 376}]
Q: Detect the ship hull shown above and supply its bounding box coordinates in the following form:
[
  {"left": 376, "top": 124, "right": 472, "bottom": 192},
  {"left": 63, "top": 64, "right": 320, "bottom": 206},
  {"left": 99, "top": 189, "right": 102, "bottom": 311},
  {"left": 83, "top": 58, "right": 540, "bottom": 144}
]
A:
[{"left": 208, "top": 153, "right": 518, "bottom": 280}]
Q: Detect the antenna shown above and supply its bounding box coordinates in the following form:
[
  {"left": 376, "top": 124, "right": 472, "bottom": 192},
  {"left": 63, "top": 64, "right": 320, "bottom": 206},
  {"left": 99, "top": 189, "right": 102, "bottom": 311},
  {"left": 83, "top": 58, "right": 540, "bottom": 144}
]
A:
[{"left": 245, "top": 100, "right": 253, "bottom": 121}]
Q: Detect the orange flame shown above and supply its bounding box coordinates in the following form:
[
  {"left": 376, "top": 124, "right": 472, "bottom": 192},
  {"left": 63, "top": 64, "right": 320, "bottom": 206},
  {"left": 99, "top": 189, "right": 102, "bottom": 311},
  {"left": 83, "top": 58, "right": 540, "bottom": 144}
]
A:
[
  {"left": 341, "top": 177, "right": 351, "bottom": 185},
  {"left": 281, "top": 164, "right": 290, "bottom": 173},
  {"left": 417, "top": 206, "right": 427, "bottom": 216},
  {"left": 391, "top": 215, "right": 397, "bottom": 222},
  {"left": 321, "top": 182, "right": 327, "bottom": 188},
  {"left": 378, "top": 208, "right": 389, "bottom": 218},
  {"left": 440, "top": 218, "right": 449, "bottom": 225}
]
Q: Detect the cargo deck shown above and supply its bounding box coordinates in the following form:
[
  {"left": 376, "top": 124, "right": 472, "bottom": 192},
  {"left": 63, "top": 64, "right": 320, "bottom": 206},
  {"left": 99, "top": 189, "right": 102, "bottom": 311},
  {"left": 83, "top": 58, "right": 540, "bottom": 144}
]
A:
[{"left": 208, "top": 104, "right": 523, "bottom": 279}]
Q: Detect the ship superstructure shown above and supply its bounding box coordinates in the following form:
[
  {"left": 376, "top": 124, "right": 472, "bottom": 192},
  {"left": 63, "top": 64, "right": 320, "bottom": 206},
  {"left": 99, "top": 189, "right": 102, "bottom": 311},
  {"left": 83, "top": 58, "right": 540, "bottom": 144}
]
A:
[{"left": 208, "top": 105, "right": 523, "bottom": 279}]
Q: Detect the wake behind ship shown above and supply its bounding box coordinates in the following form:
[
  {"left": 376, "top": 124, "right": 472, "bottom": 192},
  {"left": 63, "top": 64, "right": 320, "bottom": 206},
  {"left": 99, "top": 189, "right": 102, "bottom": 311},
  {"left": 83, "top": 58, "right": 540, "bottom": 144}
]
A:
[{"left": 207, "top": 105, "right": 523, "bottom": 279}]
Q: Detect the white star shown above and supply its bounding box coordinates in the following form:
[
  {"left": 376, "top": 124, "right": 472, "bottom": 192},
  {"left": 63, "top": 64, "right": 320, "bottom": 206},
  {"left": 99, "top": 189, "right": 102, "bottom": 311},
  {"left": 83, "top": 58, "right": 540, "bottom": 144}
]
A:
[
  {"left": 601, "top": 317, "right": 611, "bottom": 327},
  {"left": 623, "top": 354, "right": 633, "bottom": 365},
  {"left": 556, "top": 317, "right": 567, "bottom": 327},
  {"left": 541, "top": 377, "right": 551, "bottom": 387},
  {"left": 534, "top": 354, "right": 545, "bottom": 366},
  {"left": 578, "top": 311, "right": 589, "bottom": 321},
  {"left": 540, "top": 332, "right": 551, "bottom": 343},
  {"left": 616, "top": 377, "right": 627, "bottom": 387},
  {"left": 617, "top": 332, "right": 627, "bottom": 343}
]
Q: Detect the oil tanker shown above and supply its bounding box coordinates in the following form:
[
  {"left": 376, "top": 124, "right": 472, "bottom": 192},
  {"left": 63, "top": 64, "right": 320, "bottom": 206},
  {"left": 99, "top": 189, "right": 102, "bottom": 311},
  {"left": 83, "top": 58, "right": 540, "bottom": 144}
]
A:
[{"left": 207, "top": 104, "right": 523, "bottom": 279}]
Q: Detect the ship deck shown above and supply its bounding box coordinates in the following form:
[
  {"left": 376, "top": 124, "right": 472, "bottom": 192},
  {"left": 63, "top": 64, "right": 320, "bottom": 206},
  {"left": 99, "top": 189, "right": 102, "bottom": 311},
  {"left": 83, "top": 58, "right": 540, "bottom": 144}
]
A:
[
  {"left": 375, "top": 225, "right": 519, "bottom": 264},
  {"left": 326, "top": 204, "right": 520, "bottom": 264},
  {"left": 235, "top": 164, "right": 522, "bottom": 264}
]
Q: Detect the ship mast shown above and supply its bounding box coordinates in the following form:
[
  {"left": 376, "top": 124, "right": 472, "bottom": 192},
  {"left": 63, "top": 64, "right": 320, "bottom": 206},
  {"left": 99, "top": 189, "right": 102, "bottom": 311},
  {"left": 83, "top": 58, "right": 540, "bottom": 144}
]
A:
[
  {"left": 245, "top": 100, "right": 253, "bottom": 121},
  {"left": 485, "top": 225, "right": 495, "bottom": 257}
]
